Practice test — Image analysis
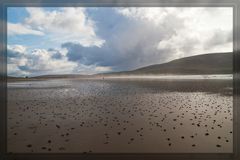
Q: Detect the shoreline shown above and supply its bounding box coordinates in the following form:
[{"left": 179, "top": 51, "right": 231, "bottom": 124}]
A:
[{"left": 7, "top": 74, "right": 233, "bottom": 82}]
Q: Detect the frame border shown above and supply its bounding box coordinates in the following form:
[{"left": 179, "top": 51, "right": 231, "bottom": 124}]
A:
[{"left": 0, "top": 0, "right": 239, "bottom": 160}]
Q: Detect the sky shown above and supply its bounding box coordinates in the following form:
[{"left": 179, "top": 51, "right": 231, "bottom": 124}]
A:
[{"left": 7, "top": 7, "right": 233, "bottom": 77}]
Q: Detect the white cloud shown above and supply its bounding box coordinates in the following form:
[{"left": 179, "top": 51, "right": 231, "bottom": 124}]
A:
[
  {"left": 7, "top": 44, "right": 27, "bottom": 54},
  {"left": 29, "top": 49, "right": 77, "bottom": 72},
  {"left": 117, "top": 7, "right": 177, "bottom": 25},
  {"left": 23, "top": 7, "right": 105, "bottom": 47},
  {"left": 7, "top": 44, "right": 112, "bottom": 77},
  {"left": 117, "top": 7, "right": 233, "bottom": 60},
  {"left": 7, "top": 45, "right": 78, "bottom": 76},
  {"left": 8, "top": 23, "right": 44, "bottom": 36},
  {"left": 8, "top": 7, "right": 105, "bottom": 47},
  {"left": 8, "top": 63, "right": 30, "bottom": 77},
  {"left": 7, "top": 45, "right": 30, "bottom": 76}
]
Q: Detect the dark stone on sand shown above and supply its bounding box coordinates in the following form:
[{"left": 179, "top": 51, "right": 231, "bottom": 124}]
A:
[{"left": 27, "top": 144, "right": 32, "bottom": 148}]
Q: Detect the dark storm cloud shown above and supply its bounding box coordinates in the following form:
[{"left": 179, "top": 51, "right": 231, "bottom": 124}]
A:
[
  {"left": 18, "top": 65, "right": 31, "bottom": 71},
  {"left": 62, "top": 10, "right": 186, "bottom": 71},
  {"left": 7, "top": 48, "right": 23, "bottom": 58},
  {"left": 48, "top": 48, "right": 63, "bottom": 59},
  {"left": 61, "top": 42, "right": 122, "bottom": 67}
]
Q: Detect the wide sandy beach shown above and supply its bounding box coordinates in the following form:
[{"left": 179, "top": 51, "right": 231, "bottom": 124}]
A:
[{"left": 7, "top": 76, "right": 233, "bottom": 153}]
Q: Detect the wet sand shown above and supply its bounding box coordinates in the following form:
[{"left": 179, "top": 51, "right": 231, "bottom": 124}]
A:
[{"left": 7, "top": 78, "right": 233, "bottom": 153}]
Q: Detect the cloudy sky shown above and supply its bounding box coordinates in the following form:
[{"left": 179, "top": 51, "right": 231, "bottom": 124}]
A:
[{"left": 7, "top": 7, "right": 233, "bottom": 77}]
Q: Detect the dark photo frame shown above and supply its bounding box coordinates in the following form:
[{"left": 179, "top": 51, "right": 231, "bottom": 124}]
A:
[{"left": 0, "top": 0, "right": 240, "bottom": 160}]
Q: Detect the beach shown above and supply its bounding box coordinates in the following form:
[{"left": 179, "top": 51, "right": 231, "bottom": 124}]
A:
[{"left": 7, "top": 76, "right": 233, "bottom": 153}]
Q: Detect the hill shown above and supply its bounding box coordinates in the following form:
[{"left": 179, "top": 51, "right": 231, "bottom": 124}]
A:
[{"left": 105, "top": 52, "right": 233, "bottom": 75}]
